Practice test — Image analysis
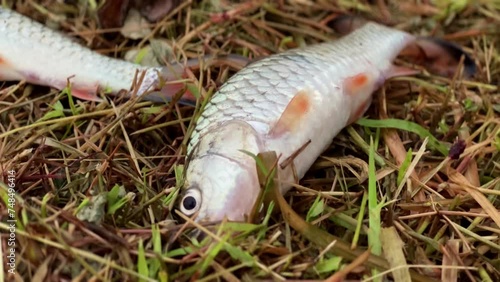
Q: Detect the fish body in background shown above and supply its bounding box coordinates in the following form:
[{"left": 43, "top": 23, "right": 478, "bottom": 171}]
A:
[
  {"left": 179, "top": 20, "right": 475, "bottom": 223},
  {"left": 0, "top": 7, "right": 192, "bottom": 102}
]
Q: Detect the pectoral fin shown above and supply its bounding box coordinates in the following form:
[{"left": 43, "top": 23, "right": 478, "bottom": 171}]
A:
[
  {"left": 269, "top": 90, "right": 312, "bottom": 137},
  {"left": 0, "top": 55, "right": 24, "bottom": 81}
]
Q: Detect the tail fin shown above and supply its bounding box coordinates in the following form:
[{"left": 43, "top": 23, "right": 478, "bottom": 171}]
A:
[
  {"left": 403, "top": 37, "right": 476, "bottom": 78},
  {"left": 328, "top": 15, "right": 476, "bottom": 78}
]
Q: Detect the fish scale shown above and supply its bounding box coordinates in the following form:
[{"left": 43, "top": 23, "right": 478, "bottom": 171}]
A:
[{"left": 187, "top": 23, "right": 411, "bottom": 154}]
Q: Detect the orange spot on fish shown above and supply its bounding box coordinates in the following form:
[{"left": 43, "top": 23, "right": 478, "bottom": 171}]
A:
[
  {"left": 344, "top": 73, "right": 370, "bottom": 96},
  {"left": 270, "top": 90, "right": 311, "bottom": 137},
  {"left": 352, "top": 74, "right": 368, "bottom": 87}
]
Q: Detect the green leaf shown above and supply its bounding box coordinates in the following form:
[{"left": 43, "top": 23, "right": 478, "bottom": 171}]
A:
[
  {"left": 219, "top": 222, "right": 261, "bottom": 234},
  {"left": 60, "top": 86, "right": 77, "bottom": 115},
  {"left": 463, "top": 98, "right": 479, "bottom": 112},
  {"left": 397, "top": 148, "right": 413, "bottom": 186},
  {"left": 134, "top": 47, "right": 150, "bottom": 64},
  {"left": 306, "top": 194, "right": 325, "bottom": 222},
  {"left": 315, "top": 256, "right": 342, "bottom": 273},
  {"left": 356, "top": 118, "right": 449, "bottom": 155},
  {"left": 40, "top": 100, "right": 65, "bottom": 121},
  {"left": 166, "top": 247, "right": 191, "bottom": 257},
  {"left": 279, "top": 36, "right": 294, "bottom": 49},
  {"left": 107, "top": 184, "right": 122, "bottom": 206},
  {"left": 149, "top": 225, "right": 162, "bottom": 278},
  {"left": 368, "top": 137, "right": 382, "bottom": 256},
  {"left": 106, "top": 185, "right": 129, "bottom": 215},
  {"left": 495, "top": 131, "right": 500, "bottom": 151},
  {"left": 224, "top": 244, "right": 254, "bottom": 266},
  {"left": 74, "top": 198, "right": 90, "bottom": 215},
  {"left": 152, "top": 225, "right": 162, "bottom": 253},
  {"left": 107, "top": 197, "right": 129, "bottom": 215},
  {"left": 174, "top": 165, "right": 184, "bottom": 188},
  {"left": 199, "top": 235, "right": 227, "bottom": 274},
  {"left": 186, "top": 83, "right": 201, "bottom": 100},
  {"left": 137, "top": 239, "right": 148, "bottom": 281},
  {"left": 438, "top": 120, "right": 450, "bottom": 134}
]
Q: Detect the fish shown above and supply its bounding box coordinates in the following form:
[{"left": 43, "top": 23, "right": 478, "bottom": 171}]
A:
[
  {"left": 0, "top": 8, "right": 474, "bottom": 224},
  {"left": 178, "top": 19, "right": 475, "bottom": 223},
  {"left": 0, "top": 7, "right": 247, "bottom": 103}
]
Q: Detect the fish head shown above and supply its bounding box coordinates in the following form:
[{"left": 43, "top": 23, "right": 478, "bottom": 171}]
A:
[{"left": 179, "top": 120, "right": 264, "bottom": 223}]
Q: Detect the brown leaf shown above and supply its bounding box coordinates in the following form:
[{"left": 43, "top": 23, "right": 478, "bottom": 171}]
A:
[
  {"left": 256, "top": 151, "right": 436, "bottom": 282},
  {"left": 381, "top": 227, "right": 412, "bottom": 282},
  {"left": 98, "top": 0, "right": 131, "bottom": 29},
  {"left": 135, "top": 0, "right": 180, "bottom": 22},
  {"left": 447, "top": 166, "right": 500, "bottom": 228},
  {"left": 441, "top": 240, "right": 460, "bottom": 282}
]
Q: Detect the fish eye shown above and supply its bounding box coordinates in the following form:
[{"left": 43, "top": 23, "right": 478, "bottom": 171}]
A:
[{"left": 180, "top": 188, "right": 201, "bottom": 216}]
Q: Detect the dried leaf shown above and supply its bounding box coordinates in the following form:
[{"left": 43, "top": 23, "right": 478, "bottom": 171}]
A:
[
  {"left": 120, "top": 9, "right": 152, "bottom": 40},
  {"left": 381, "top": 227, "right": 411, "bottom": 282},
  {"left": 137, "top": 0, "right": 180, "bottom": 22},
  {"left": 98, "top": 0, "right": 131, "bottom": 29},
  {"left": 447, "top": 167, "right": 500, "bottom": 228},
  {"left": 442, "top": 240, "right": 460, "bottom": 282}
]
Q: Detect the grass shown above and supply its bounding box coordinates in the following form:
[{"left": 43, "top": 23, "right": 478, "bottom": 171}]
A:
[{"left": 1, "top": 0, "right": 500, "bottom": 281}]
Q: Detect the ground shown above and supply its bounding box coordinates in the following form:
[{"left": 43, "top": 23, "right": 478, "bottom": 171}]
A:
[{"left": 0, "top": 0, "right": 499, "bottom": 281}]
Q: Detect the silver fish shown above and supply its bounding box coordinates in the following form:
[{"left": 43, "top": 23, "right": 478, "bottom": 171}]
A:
[
  {"left": 178, "top": 21, "right": 472, "bottom": 223},
  {"left": 0, "top": 7, "right": 196, "bottom": 102}
]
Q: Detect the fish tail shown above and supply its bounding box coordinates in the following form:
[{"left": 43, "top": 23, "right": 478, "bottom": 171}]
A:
[
  {"left": 328, "top": 15, "right": 476, "bottom": 78},
  {"left": 407, "top": 37, "right": 476, "bottom": 78}
]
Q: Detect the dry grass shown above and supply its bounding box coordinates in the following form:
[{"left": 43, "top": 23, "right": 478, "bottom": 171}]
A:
[{"left": 1, "top": 0, "right": 499, "bottom": 281}]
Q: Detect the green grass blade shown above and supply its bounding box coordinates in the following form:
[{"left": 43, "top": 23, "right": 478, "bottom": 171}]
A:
[
  {"left": 356, "top": 118, "right": 449, "bottom": 155},
  {"left": 397, "top": 148, "right": 413, "bottom": 186},
  {"left": 352, "top": 192, "right": 368, "bottom": 249},
  {"left": 368, "top": 137, "right": 382, "bottom": 256},
  {"left": 137, "top": 239, "right": 148, "bottom": 281}
]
